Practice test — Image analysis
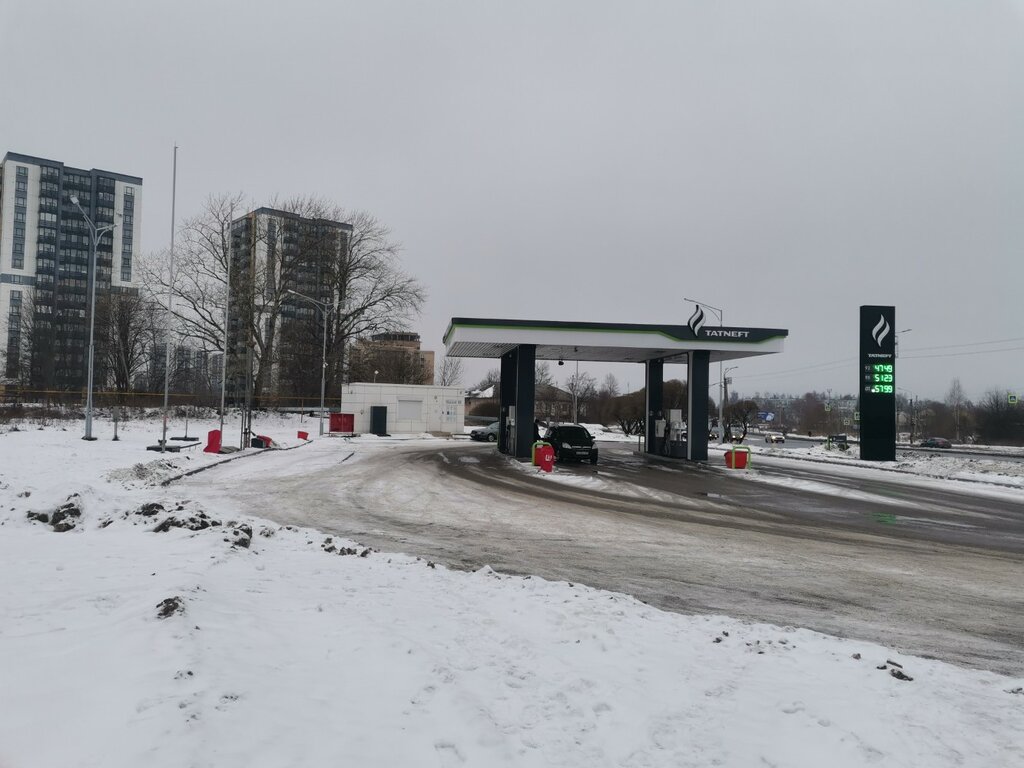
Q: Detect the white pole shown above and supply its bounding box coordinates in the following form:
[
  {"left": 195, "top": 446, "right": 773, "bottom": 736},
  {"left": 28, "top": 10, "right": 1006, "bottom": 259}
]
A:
[
  {"left": 319, "top": 304, "right": 328, "bottom": 436},
  {"left": 718, "top": 311, "right": 724, "bottom": 443},
  {"left": 161, "top": 145, "right": 177, "bottom": 452},
  {"left": 573, "top": 360, "right": 578, "bottom": 423},
  {"left": 84, "top": 222, "right": 98, "bottom": 440},
  {"left": 218, "top": 207, "right": 232, "bottom": 438}
]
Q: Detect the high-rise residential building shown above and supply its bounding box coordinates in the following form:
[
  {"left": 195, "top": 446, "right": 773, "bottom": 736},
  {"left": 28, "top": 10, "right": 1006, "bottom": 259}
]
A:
[
  {"left": 0, "top": 152, "right": 143, "bottom": 388},
  {"left": 227, "top": 207, "right": 352, "bottom": 403},
  {"left": 349, "top": 331, "right": 435, "bottom": 385}
]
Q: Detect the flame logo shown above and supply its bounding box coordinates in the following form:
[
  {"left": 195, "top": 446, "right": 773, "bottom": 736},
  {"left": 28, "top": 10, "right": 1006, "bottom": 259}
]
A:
[
  {"left": 688, "top": 306, "right": 706, "bottom": 336},
  {"left": 871, "top": 315, "right": 891, "bottom": 348}
]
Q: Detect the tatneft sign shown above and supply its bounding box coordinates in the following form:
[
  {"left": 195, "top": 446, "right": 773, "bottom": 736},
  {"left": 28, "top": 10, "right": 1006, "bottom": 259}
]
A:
[{"left": 859, "top": 305, "right": 896, "bottom": 461}]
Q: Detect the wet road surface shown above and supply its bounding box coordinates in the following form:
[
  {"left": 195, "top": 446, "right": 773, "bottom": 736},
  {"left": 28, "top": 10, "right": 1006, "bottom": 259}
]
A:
[{"left": 187, "top": 439, "right": 1024, "bottom": 675}]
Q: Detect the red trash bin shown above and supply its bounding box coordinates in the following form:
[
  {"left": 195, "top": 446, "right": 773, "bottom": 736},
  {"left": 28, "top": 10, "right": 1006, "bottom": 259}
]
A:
[
  {"left": 724, "top": 446, "right": 751, "bottom": 469},
  {"left": 538, "top": 444, "right": 555, "bottom": 473}
]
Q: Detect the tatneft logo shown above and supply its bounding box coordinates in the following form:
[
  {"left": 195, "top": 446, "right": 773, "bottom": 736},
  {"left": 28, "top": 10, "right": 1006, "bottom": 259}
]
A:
[
  {"left": 687, "top": 306, "right": 705, "bottom": 336},
  {"left": 704, "top": 329, "right": 750, "bottom": 338},
  {"left": 871, "top": 315, "right": 891, "bottom": 348}
]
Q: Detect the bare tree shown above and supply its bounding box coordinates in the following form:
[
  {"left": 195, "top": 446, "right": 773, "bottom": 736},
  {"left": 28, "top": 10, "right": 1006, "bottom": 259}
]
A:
[
  {"left": 566, "top": 371, "right": 598, "bottom": 421},
  {"left": 476, "top": 368, "right": 499, "bottom": 389},
  {"left": 724, "top": 399, "right": 760, "bottom": 441},
  {"left": 95, "top": 290, "right": 159, "bottom": 398},
  {"left": 599, "top": 373, "right": 620, "bottom": 398},
  {"left": 145, "top": 193, "right": 245, "bottom": 352},
  {"left": 147, "top": 194, "right": 425, "bottom": 404},
  {"left": 535, "top": 362, "right": 554, "bottom": 387},
  {"left": 327, "top": 208, "right": 426, "bottom": 388},
  {"left": 946, "top": 378, "right": 966, "bottom": 442},
  {"left": 436, "top": 356, "right": 464, "bottom": 386}
]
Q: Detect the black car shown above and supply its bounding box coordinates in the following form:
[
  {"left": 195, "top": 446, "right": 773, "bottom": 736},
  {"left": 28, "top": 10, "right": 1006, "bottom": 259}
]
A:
[
  {"left": 919, "top": 437, "right": 952, "bottom": 449},
  {"left": 543, "top": 424, "right": 598, "bottom": 464}
]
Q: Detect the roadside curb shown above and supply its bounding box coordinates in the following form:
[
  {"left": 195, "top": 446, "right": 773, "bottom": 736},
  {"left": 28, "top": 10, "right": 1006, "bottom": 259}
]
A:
[
  {"left": 160, "top": 439, "right": 312, "bottom": 486},
  {"left": 714, "top": 449, "right": 1024, "bottom": 491}
]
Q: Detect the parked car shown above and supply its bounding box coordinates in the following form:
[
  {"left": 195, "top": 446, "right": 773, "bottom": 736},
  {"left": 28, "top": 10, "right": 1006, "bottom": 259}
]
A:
[
  {"left": 765, "top": 432, "right": 785, "bottom": 444},
  {"left": 470, "top": 422, "right": 499, "bottom": 442},
  {"left": 543, "top": 424, "right": 598, "bottom": 464},
  {"left": 919, "top": 437, "right": 952, "bottom": 449}
]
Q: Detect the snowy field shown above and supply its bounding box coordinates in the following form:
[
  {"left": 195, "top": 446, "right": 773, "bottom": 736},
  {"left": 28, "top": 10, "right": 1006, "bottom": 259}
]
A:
[{"left": 1, "top": 414, "right": 1022, "bottom": 767}]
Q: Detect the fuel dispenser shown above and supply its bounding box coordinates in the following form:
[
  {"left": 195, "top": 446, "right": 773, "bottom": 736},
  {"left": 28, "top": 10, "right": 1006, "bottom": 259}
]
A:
[{"left": 665, "top": 409, "right": 687, "bottom": 458}]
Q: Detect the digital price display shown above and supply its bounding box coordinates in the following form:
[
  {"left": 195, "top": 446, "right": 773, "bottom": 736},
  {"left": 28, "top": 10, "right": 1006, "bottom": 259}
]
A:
[
  {"left": 866, "top": 363, "right": 894, "bottom": 394},
  {"left": 860, "top": 305, "right": 897, "bottom": 461}
]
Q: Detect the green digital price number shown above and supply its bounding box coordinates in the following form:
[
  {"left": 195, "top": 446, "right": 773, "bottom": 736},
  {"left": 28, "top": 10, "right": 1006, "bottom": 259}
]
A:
[{"left": 868, "top": 363, "right": 894, "bottom": 394}]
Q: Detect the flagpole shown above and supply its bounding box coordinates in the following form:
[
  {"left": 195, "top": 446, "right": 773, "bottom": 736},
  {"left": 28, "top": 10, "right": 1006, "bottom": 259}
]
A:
[
  {"left": 218, "top": 205, "right": 232, "bottom": 440},
  {"left": 161, "top": 144, "right": 177, "bottom": 452}
]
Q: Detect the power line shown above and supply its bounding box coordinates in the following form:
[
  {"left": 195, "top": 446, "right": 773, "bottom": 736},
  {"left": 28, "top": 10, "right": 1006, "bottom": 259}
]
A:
[
  {"left": 902, "top": 336, "right": 1024, "bottom": 353},
  {"left": 901, "top": 345, "right": 1024, "bottom": 360},
  {"left": 737, "top": 339, "right": 1024, "bottom": 383}
]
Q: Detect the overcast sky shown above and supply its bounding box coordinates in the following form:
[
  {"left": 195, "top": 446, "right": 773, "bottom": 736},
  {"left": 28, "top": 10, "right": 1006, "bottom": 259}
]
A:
[{"left": 3, "top": 0, "right": 1023, "bottom": 402}]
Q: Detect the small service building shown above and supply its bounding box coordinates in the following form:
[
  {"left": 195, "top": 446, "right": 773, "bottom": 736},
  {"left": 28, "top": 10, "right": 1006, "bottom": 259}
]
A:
[{"left": 340, "top": 382, "right": 465, "bottom": 436}]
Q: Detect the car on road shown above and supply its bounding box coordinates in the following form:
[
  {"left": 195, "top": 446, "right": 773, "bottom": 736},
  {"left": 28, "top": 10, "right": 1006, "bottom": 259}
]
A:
[
  {"left": 470, "top": 422, "right": 499, "bottom": 442},
  {"left": 765, "top": 432, "right": 785, "bottom": 444},
  {"left": 543, "top": 424, "right": 598, "bottom": 464},
  {"left": 919, "top": 437, "right": 952, "bottom": 449}
]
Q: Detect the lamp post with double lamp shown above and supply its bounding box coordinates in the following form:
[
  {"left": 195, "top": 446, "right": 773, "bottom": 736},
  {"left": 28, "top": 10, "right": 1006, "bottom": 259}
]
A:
[
  {"left": 683, "top": 297, "right": 724, "bottom": 442},
  {"left": 70, "top": 195, "right": 118, "bottom": 441},
  {"left": 286, "top": 289, "right": 334, "bottom": 436}
]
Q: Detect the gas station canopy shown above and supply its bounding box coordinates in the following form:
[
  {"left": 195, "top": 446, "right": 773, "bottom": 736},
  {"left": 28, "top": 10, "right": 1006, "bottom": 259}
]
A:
[
  {"left": 444, "top": 317, "right": 788, "bottom": 364},
  {"left": 444, "top": 316, "right": 789, "bottom": 462}
]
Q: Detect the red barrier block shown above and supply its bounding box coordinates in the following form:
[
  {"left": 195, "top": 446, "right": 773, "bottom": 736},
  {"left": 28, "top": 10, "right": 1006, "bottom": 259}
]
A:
[{"left": 204, "top": 429, "right": 222, "bottom": 454}]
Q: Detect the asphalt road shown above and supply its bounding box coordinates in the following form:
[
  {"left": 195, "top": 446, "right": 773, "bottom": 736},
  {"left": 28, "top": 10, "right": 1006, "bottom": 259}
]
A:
[{"left": 187, "top": 439, "right": 1024, "bottom": 675}]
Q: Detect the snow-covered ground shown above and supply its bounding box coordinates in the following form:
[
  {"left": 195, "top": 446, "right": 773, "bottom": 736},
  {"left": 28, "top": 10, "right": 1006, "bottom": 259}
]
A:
[
  {"left": 1, "top": 415, "right": 1022, "bottom": 767},
  {"left": 737, "top": 437, "right": 1024, "bottom": 488}
]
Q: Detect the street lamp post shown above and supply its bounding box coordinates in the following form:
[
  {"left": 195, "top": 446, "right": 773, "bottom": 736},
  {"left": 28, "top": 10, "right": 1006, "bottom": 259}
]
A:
[
  {"left": 287, "top": 289, "right": 334, "bottom": 436},
  {"left": 684, "top": 297, "right": 724, "bottom": 442},
  {"left": 70, "top": 195, "right": 117, "bottom": 441},
  {"left": 723, "top": 365, "right": 738, "bottom": 437},
  {"left": 895, "top": 328, "right": 912, "bottom": 358}
]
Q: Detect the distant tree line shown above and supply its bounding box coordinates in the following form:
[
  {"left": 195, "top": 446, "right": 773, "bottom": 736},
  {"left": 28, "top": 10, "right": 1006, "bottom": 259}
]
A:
[{"left": 466, "top": 371, "right": 1024, "bottom": 446}]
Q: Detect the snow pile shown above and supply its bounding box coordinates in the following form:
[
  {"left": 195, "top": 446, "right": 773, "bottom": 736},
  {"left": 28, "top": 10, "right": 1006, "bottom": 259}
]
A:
[{"left": 1, "top": 420, "right": 1023, "bottom": 767}]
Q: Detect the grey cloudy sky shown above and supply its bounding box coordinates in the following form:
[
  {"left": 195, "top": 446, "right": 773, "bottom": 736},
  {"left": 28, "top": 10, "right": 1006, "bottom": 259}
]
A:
[{"left": 3, "top": 0, "right": 1023, "bottom": 402}]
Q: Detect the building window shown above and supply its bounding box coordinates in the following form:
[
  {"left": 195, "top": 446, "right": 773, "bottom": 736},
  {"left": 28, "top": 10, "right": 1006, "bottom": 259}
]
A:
[
  {"left": 124, "top": 186, "right": 134, "bottom": 197},
  {"left": 14, "top": 210, "right": 25, "bottom": 223},
  {"left": 121, "top": 264, "right": 132, "bottom": 282},
  {"left": 16, "top": 166, "right": 27, "bottom": 177},
  {"left": 15, "top": 180, "right": 27, "bottom": 192}
]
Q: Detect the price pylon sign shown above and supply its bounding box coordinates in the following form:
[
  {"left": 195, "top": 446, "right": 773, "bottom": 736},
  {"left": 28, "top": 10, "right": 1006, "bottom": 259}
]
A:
[{"left": 859, "top": 305, "right": 896, "bottom": 461}]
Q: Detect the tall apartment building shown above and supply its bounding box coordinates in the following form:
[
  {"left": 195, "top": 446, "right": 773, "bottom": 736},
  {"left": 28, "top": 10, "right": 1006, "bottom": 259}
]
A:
[
  {"left": 0, "top": 152, "right": 143, "bottom": 388},
  {"left": 227, "top": 207, "right": 352, "bottom": 402},
  {"left": 349, "top": 331, "right": 435, "bottom": 385}
]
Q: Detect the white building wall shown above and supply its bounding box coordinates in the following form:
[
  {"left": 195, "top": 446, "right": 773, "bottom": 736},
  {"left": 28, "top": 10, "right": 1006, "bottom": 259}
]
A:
[
  {"left": 0, "top": 160, "right": 40, "bottom": 355},
  {"left": 112, "top": 179, "right": 142, "bottom": 289},
  {"left": 340, "top": 382, "right": 465, "bottom": 435}
]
